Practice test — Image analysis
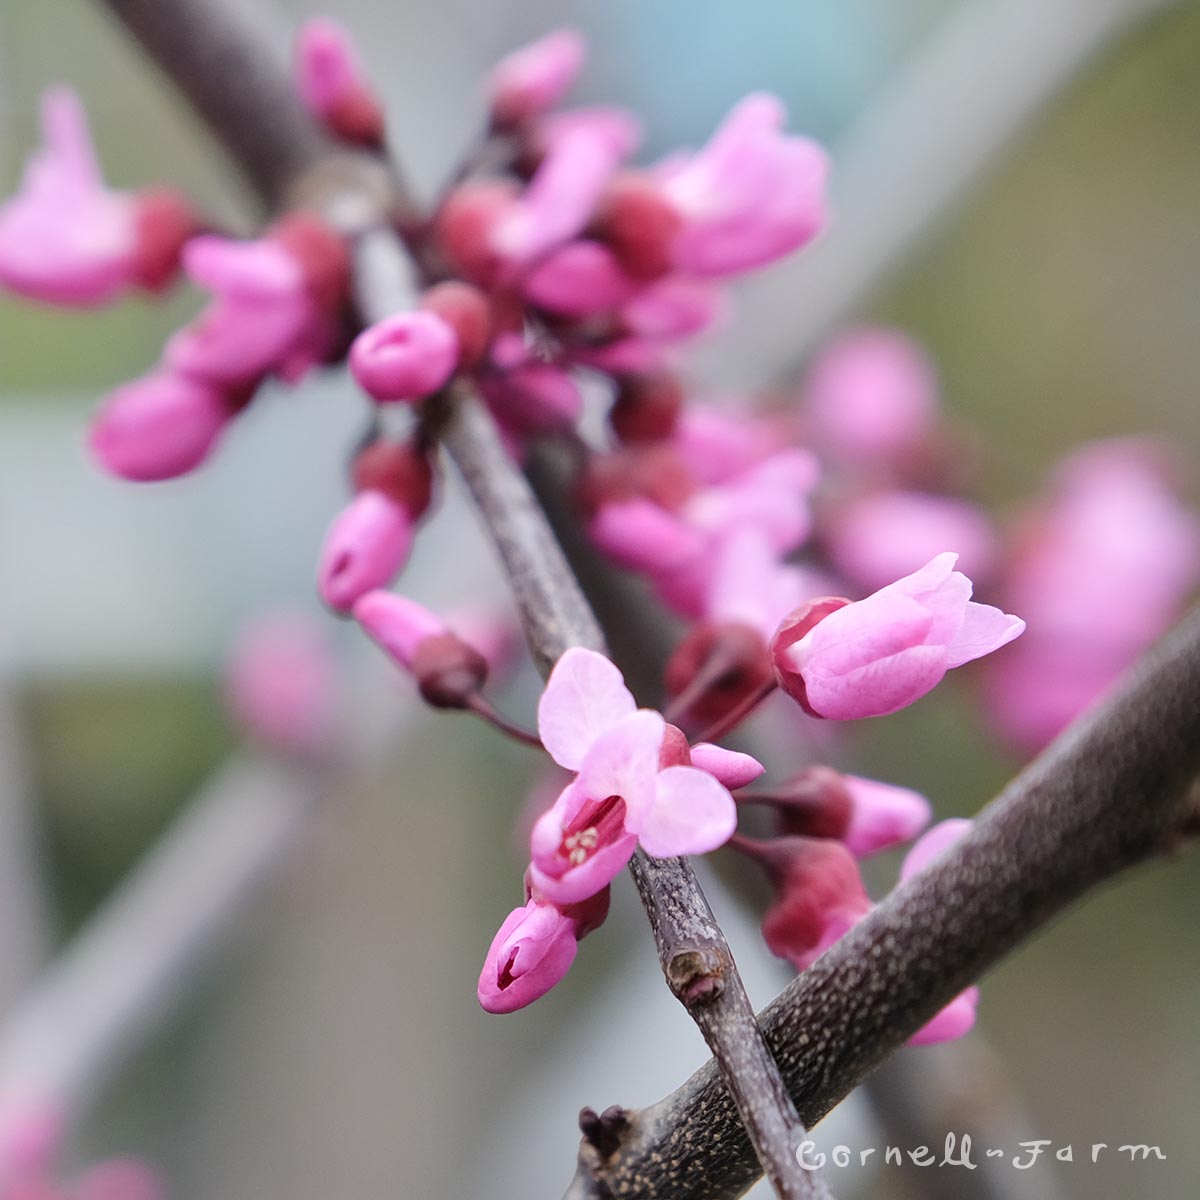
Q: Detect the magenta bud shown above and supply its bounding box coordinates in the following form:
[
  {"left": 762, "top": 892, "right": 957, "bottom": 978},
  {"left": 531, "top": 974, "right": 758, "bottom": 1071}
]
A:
[
  {"left": 317, "top": 491, "right": 414, "bottom": 612},
  {"left": 353, "top": 590, "right": 447, "bottom": 670},
  {"left": 487, "top": 29, "right": 586, "bottom": 128},
  {"left": 477, "top": 899, "right": 580, "bottom": 1014},
  {"left": 349, "top": 310, "right": 459, "bottom": 403},
  {"left": 88, "top": 371, "right": 235, "bottom": 482}
]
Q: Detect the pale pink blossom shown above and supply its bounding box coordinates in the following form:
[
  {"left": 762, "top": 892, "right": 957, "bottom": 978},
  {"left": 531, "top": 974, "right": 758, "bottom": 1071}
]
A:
[
  {"left": 772, "top": 553, "right": 1024, "bottom": 720},
  {"left": 657, "top": 93, "right": 828, "bottom": 278},
  {"left": 488, "top": 29, "right": 586, "bottom": 128},
  {"left": 318, "top": 491, "right": 415, "bottom": 612},
  {"left": 829, "top": 490, "right": 997, "bottom": 595},
  {"left": 0, "top": 88, "right": 193, "bottom": 307},
  {"left": 295, "top": 18, "right": 384, "bottom": 146},
  {"left": 349, "top": 310, "right": 460, "bottom": 403},
  {"left": 802, "top": 328, "right": 938, "bottom": 467},
  {"left": 671, "top": 404, "right": 786, "bottom": 485},
  {"left": 490, "top": 126, "right": 624, "bottom": 268},
  {"left": 841, "top": 774, "right": 932, "bottom": 858},
  {"left": 688, "top": 742, "right": 765, "bottom": 790},
  {"left": 225, "top": 612, "right": 335, "bottom": 754},
  {"left": 88, "top": 371, "right": 237, "bottom": 482},
  {"left": 588, "top": 499, "right": 704, "bottom": 573},
  {"left": 528, "top": 648, "right": 745, "bottom": 903}
]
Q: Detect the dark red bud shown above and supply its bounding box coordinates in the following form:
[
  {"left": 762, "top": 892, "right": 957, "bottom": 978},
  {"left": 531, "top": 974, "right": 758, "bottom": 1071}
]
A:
[
  {"left": 352, "top": 438, "right": 435, "bottom": 516},
  {"left": 591, "top": 173, "right": 681, "bottom": 282},
  {"left": 664, "top": 621, "right": 772, "bottom": 730},
  {"left": 270, "top": 212, "right": 351, "bottom": 315},
  {"left": 432, "top": 180, "right": 519, "bottom": 290},
  {"left": 576, "top": 444, "right": 696, "bottom": 516},
  {"left": 560, "top": 886, "right": 611, "bottom": 940},
  {"left": 754, "top": 766, "right": 854, "bottom": 841},
  {"left": 421, "top": 281, "right": 493, "bottom": 368},
  {"left": 325, "top": 87, "right": 386, "bottom": 149},
  {"left": 609, "top": 372, "right": 683, "bottom": 444},
  {"left": 410, "top": 633, "right": 489, "bottom": 708},
  {"left": 131, "top": 188, "right": 199, "bottom": 292}
]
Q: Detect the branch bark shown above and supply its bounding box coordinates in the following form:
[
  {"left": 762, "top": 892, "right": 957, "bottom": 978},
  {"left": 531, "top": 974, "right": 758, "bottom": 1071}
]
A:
[
  {"left": 96, "top": 1, "right": 828, "bottom": 1194},
  {"left": 566, "top": 599, "right": 1200, "bottom": 1197}
]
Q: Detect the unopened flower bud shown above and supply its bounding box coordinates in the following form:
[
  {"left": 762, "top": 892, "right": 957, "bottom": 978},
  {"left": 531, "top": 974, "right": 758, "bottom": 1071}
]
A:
[
  {"left": 410, "top": 632, "right": 490, "bottom": 709},
  {"left": 609, "top": 372, "right": 684, "bottom": 443},
  {"left": 350, "top": 310, "right": 459, "bottom": 404},
  {"left": 664, "top": 620, "right": 772, "bottom": 730},
  {"left": 487, "top": 29, "right": 586, "bottom": 129},
  {"left": 295, "top": 18, "right": 386, "bottom": 148}
]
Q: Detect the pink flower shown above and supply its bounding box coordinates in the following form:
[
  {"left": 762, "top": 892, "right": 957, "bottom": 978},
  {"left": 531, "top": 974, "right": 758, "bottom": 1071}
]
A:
[
  {"left": 588, "top": 499, "right": 704, "bottom": 573},
  {"left": 488, "top": 29, "right": 586, "bottom": 128},
  {"left": 772, "top": 553, "right": 1024, "bottom": 720},
  {"left": 318, "top": 492, "right": 416, "bottom": 613},
  {"left": 528, "top": 648, "right": 745, "bottom": 903},
  {"left": 166, "top": 217, "right": 346, "bottom": 388},
  {"left": 354, "top": 591, "right": 447, "bottom": 670},
  {"left": 657, "top": 93, "right": 828, "bottom": 278},
  {"left": 0, "top": 88, "right": 193, "bottom": 306},
  {"left": 841, "top": 775, "right": 932, "bottom": 858},
  {"left": 87, "top": 371, "right": 238, "bottom": 482},
  {"left": 295, "top": 18, "right": 385, "bottom": 147},
  {"left": 477, "top": 899, "right": 579, "bottom": 1014},
  {"left": 829, "top": 491, "right": 997, "bottom": 595},
  {"left": 225, "top": 612, "right": 335, "bottom": 755},
  {"left": 480, "top": 364, "right": 583, "bottom": 438},
  {"left": 490, "top": 126, "right": 624, "bottom": 268},
  {"left": 802, "top": 328, "right": 938, "bottom": 467},
  {"left": 900, "top": 819, "right": 980, "bottom": 1045},
  {"left": 349, "top": 311, "right": 460, "bottom": 403}
]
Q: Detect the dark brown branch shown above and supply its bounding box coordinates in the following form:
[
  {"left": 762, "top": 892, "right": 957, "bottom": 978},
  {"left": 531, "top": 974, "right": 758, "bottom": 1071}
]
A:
[
  {"left": 566, "top": 600, "right": 1200, "bottom": 1198},
  {"left": 95, "top": 2, "right": 827, "bottom": 1194}
]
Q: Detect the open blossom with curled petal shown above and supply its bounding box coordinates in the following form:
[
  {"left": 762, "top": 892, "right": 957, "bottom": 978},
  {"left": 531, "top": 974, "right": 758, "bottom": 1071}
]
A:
[
  {"left": 772, "top": 552, "right": 1024, "bottom": 720},
  {"left": 487, "top": 29, "right": 586, "bottom": 128},
  {"left": 294, "top": 18, "right": 385, "bottom": 147},
  {"left": 0, "top": 88, "right": 194, "bottom": 306},
  {"left": 528, "top": 648, "right": 748, "bottom": 904},
  {"left": 656, "top": 93, "right": 828, "bottom": 278}
]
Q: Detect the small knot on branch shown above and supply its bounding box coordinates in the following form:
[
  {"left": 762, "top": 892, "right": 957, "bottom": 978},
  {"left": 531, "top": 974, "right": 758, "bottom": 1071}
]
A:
[
  {"left": 579, "top": 1105, "right": 630, "bottom": 1162},
  {"left": 666, "top": 946, "right": 727, "bottom": 1006}
]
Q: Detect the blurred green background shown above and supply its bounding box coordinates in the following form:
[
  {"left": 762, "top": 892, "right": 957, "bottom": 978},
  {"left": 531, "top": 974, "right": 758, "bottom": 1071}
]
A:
[{"left": 1, "top": 1, "right": 1198, "bottom": 1198}]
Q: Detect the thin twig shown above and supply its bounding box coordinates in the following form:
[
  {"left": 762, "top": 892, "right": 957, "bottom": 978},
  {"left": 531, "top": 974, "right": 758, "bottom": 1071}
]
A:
[
  {"left": 94, "top": 2, "right": 829, "bottom": 1194},
  {"left": 565, "top": 599, "right": 1200, "bottom": 1197}
]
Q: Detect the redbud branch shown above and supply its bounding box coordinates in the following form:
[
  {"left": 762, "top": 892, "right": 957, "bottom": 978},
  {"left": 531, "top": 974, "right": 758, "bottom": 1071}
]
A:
[
  {"left": 565, "top": 600, "right": 1200, "bottom": 1198},
  {"left": 95, "top": 2, "right": 831, "bottom": 1196}
]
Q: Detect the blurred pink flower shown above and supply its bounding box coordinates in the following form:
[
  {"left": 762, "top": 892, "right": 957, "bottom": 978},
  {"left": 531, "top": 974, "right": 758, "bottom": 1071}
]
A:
[
  {"left": 658, "top": 93, "right": 828, "bottom": 278},
  {"left": 0, "top": 88, "right": 193, "bottom": 306},
  {"left": 488, "top": 29, "right": 586, "bottom": 128},
  {"left": 349, "top": 310, "right": 460, "bottom": 403},
  {"left": 802, "top": 327, "right": 938, "bottom": 468},
  {"left": 225, "top": 612, "right": 336, "bottom": 754},
  {"left": 295, "top": 18, "right": 385, "bottom": 147}
]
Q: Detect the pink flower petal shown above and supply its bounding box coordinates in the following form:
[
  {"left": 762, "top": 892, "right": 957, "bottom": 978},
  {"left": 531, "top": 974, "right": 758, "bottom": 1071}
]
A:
[
  {"left": 635, "top": 765, "right": 736, "bottom": 858},
  {"left": 688, "top": 743, "right": 765, "bottom": 790},
  {"left": 908, "top": 987, "right": 979, "bottom": 1046},
  {"left": 944, "top": 602, "right": 1025, "bottom": 669},
  {"left": 575, "top": 710, "right": 665, "bottom": 823},
  {"left": 537, "top": 647, "right": 636, "bottom": 769},
  {"left": 900, "top": 818, "right": 973, "bottom": 882},
  {"left": 841, "top": 775, "right": 932, "bottom": 858}
]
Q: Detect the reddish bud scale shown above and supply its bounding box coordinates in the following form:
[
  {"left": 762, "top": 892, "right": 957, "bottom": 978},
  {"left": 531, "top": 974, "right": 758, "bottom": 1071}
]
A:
[
  {"left": 352, "top": 439, "right": 436, "bottom": 516},
  {"left": 270, "top": 212, "right": 351, "bottom": 315},
  {"left": 609, "top": 372, "right": 684, "bottom": 443},
  {"left": 769, "top": 595, "right": 853, "bottom": 718},
  {"left": 658, "top": 723, "right": 692, "bottom": 769},
  {"left": 325, "top": 87, "right": 387, "bottom": 149},
  {"left": 590, "top": 173, "right": 681, "bottom": 282},
  {"left": 420, "top": 281, "right": 493, "bottom": 368},
  {"left": 664, "top": 621, "right": 773, "bottom": 729},
  {"left": 131, "top": 188, "right": 199, "bottom": 292},
  {"left": 576, "top": 444, "right": 697, "bottom": 515},
  {"left": 411, "top": 633, "right": 489, "bottom": 708},
  {"left": 765, "top": 767, "right": 854, "bottom": 841}
]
